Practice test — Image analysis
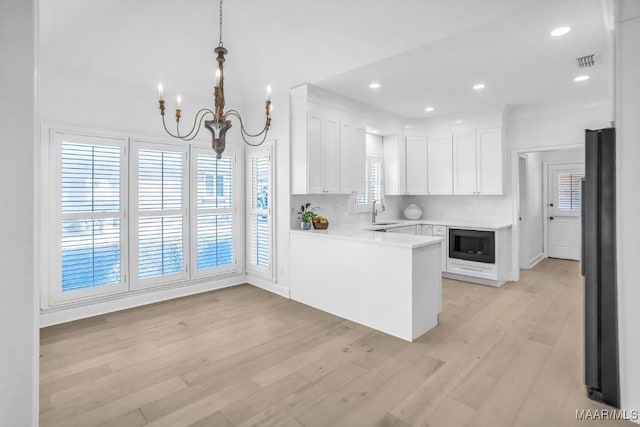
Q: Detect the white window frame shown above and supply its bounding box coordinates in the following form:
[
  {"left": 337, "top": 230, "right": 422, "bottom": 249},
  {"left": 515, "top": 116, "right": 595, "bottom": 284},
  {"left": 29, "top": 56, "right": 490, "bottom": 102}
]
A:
[
  {"left": 130, "top": 139, "right": 189, "bottom": 290},
  {"left": 246, "top": 143, "right": 275, "bottom": 280},
  {"left": 189, "top": 145, "right": 241, "bottom": 279},
  {"left": 352, "top": 154, "right": 384, "bottom": 213},
  {"left": 49, "top": 131, "right": 129, "bottom": 306}
]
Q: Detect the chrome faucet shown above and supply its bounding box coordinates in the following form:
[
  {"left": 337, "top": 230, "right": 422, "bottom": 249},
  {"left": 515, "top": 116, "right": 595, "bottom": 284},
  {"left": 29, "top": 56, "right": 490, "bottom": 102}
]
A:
[{"left": 371, "top": 199, "right": 385, "bottom": 224}]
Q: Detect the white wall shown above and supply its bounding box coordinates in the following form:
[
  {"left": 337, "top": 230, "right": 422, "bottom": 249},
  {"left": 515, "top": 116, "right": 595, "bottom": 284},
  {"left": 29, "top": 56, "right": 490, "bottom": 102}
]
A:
[
  {"left": 615, "top": 0, "right": 640, "bottom": 418},
  {"left": 269, "top": 90, "right": 292, "bottom": 293},
  {"left": 38, "top": 43, "right": 258, "bottom": 311},
  {"left": 40, "top": 62, "right": 212, "bottom": 136},
  {"left": 505, "top": 103, "right": 612, "bottom": 150},
  {"left": 0, "top": 0, "right": 38, "bottom": 425},
  {"left": 541, "top": 147, "right": 585, "bottom": 163}
]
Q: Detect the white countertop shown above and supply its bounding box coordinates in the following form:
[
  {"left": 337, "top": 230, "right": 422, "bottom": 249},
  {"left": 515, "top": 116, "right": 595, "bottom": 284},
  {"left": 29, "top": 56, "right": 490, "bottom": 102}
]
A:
[
  {"left": 364, "top": 219, "right": 512, "bottom": 231},
  {"left": 290, "top": 227, "right": 444, "bottom": 249}
]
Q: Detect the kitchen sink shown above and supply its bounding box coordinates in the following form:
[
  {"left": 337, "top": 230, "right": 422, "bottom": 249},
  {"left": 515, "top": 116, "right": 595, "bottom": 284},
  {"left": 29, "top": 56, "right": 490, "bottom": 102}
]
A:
[{"left": 369, "top": 222, "right": 397, "bottom": 226}]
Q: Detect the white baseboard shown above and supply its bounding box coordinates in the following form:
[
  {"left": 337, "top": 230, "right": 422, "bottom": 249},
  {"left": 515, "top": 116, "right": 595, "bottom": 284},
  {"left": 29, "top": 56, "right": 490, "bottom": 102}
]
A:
[
  {"left": 247, "top": 274, "right": 290, "bottom": 298},
  {"left": 443, "top": 272, "right": 506, "bottom": 287},
  {"left": 40, "top": 274, "right": 247, "bottom": 327},
  {"left": 527, "top": 252, "right": 545, "bottom": 269}
]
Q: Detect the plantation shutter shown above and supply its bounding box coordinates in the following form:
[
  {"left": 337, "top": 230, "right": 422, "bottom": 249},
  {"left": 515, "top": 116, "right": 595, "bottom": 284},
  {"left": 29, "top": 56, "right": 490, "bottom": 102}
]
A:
[
  {"left": 247, "top": 146, "right": 273, "bottom": 277},
  {"left": 133, "top": 144, "right": 187, "bottom": 287},
  {"left": 556, "top": 171, "right": 584, "bottom": 212},
  {"left": 195, "top": 151, "right": 235, "bottom": 272},
  {"left": 356, "top": 157, "right": 383, "bottom": 207},
  {"left": 57, "top": 136, "right": 126, "bottom": 303}
]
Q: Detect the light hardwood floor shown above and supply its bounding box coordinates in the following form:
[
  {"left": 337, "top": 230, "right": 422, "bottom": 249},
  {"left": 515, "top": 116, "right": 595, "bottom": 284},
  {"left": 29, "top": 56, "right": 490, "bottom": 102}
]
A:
[{"left": 40, "top": 259, "right": 633, "bottom": 427}]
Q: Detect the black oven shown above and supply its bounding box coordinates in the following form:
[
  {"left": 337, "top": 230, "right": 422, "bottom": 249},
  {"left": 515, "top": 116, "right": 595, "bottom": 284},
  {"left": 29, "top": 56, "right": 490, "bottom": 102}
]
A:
[{"left": 449, "top": 229, "right": 495, "bottom": 264}]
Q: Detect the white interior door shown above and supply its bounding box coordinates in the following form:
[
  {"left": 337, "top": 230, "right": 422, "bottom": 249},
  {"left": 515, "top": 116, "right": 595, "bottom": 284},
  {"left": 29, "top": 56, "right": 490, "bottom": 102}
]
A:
[{"left": 547, "top": 163, "right": 584, "bottom": 260}]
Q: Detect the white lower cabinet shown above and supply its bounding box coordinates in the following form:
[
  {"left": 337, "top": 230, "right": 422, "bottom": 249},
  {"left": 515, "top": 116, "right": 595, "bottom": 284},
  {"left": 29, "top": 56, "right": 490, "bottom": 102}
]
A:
[
  {"left": 388, "top": 225, "right": 447, "bottom": 273},
  {"left": 447, "top": 258, "right": 498, "bottom": 281},
  {"left": 381, "top": 223, "right": 510, "bottom": 287},
  {"left": 421, "top": 225, "right": 447, "bottom": 272}
]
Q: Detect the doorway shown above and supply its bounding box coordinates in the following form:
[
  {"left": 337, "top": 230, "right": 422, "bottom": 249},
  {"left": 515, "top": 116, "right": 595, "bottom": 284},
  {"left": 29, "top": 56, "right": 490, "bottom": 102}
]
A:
[
  {"left": 546, "top": 162, "right": 585, "bottom": 260},
  {"left": 518, "top": 156, "right": 528, "bottom": 269}
]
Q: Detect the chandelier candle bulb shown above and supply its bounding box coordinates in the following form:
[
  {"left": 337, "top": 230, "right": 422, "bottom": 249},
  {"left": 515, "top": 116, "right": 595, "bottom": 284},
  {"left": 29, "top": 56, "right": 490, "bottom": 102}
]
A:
[
  {"left": 157, "top": 82, "right": 164, "bottom": 101},
  {"left": 176, "top": 95, "right": 182, "bottom": 110},
  {"left": 267, "top": 85, "right": 272, "bottom": 101}
]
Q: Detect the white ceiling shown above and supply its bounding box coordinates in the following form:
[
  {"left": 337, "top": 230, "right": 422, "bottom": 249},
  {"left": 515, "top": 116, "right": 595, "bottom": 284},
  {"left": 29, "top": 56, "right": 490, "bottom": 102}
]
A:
[{"left": 39, "top": 0, "right": 612, "bottom": 118}]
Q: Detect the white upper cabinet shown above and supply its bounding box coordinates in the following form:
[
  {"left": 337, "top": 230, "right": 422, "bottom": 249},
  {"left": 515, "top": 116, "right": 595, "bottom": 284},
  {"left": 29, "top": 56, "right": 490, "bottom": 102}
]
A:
[
  {"left": 352, "top": 126, "right": 366, "bottom": 194},
  {"left": 291, "top": 85, "right": 368, "bottom": 195},
  {"left": 427, "top": 134, "right": 453, "bottom": 195},
  {"left": 405, "top": 136, "right": 428, "bottom": 194},
  {"left": 476, "top": 128, "right": 503, "bottom": 195},
  {"left": 453, "top": 131, "right": 477, "bottom": 195},
  {"left": 307, "top": 110, "right": 324, "bottom": 194},
  {"left": 323, "top": 112, "right": 340, "bottom": 193},
  {"left": 340, "top": 120, "right": 366, "bottom": 194},
  {"left": 305, "top": 107, "right": 339, "bottom": 194},
  {"left": 383, "top": 135, "right": 406, "bottom": 195},
  {"left": 453, "top": 128, "right": 503, "bottom": 195}
]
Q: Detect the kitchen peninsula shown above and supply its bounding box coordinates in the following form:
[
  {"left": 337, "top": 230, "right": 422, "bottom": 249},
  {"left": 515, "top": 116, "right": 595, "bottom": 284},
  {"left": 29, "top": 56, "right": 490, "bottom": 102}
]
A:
[{"left": 289, "top": 228, "right": 444, "bottom": 341}]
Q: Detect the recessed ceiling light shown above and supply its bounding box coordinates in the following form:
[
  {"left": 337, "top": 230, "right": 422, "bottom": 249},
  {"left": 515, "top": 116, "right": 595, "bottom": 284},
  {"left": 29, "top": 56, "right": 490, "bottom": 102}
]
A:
[
  {"left": 574, "top": 75, "right": 590, "bottom": 82},
  {"left": 369, "top": 82, "right": 381, "bottom": 89},
  {"left": 473, "top": 83, "right": 486, "bottom": 90},
  {"left": 424, "top": 107, "right": 435, "bottom": 112},
  {"left": 455, "top": 119, "right": 463, "bottom": 124},
  {"left": 550, "top": 26, "right": 571, "bottom": 37}
]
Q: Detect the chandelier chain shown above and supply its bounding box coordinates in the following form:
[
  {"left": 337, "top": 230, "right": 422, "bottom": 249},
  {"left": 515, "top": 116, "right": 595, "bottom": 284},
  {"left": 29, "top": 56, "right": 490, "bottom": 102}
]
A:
[{"left": 218, "top": 0, "right": 224, "bottom": 47}]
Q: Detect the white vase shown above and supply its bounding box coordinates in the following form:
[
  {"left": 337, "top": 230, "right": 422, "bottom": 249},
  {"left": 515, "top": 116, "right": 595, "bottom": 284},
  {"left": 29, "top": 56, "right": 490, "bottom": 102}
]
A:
[{"left": 403, "top": 204, "right": 422, "bottom": 220}]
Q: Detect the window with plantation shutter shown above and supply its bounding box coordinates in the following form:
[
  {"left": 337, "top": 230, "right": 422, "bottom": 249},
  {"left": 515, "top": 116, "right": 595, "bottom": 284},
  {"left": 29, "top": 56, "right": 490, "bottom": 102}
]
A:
[
  {"left": 54, "top": 133, "right": 127, "bottom": 303},
  {"left": 131, "top": 142, "right": 188, "bottom": 288},
  {"left": 556, "top": 172, "right": 584, "bottom": 212},
  {"left": 247, "top": 145, "right": 273, "bottom": 278},
  {"left": 47, "top": 128, "right": 244, "bottom": 309},
  {"left": 191, "top": 147, "right": 236, "bottom": 276},
  {"left": 354, "top": 156, "right": 383, "bottom": 212}
]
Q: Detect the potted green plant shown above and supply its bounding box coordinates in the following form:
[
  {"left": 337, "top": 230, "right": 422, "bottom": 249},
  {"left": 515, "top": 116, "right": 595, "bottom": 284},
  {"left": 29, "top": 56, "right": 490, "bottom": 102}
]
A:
[{"left": 297, "top": 203, "right": 318, "bottom": 230}]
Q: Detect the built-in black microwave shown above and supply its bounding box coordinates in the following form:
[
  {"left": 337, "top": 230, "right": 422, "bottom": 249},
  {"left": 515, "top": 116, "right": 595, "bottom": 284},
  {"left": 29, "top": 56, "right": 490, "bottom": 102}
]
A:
[{"left": 449, "top": 228, "right": 495, "bottom": 264}]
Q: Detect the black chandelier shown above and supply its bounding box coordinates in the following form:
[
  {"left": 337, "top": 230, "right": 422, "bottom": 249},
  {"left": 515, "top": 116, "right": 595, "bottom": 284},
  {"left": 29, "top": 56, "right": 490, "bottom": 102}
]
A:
[{"left": 156, "top": 0, "right": 272, "bottom": 158}]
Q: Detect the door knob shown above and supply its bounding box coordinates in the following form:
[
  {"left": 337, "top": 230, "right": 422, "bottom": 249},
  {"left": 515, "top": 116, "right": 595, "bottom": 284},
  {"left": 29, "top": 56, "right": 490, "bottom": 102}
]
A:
[{"left": 549, "top": 216, "right": 554, "bottom": 220}]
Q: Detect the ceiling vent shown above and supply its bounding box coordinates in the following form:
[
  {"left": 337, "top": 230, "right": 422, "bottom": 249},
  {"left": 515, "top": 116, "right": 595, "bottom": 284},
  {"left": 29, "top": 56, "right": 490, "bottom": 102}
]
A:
[{"left": 577, "top": 54, "right": 596, "bottom": 68}]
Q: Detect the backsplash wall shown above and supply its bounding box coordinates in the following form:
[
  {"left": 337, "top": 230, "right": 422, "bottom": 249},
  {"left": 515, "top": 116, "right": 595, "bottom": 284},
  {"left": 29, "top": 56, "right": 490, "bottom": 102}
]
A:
[
  {"left": 289, "top": 195, "right": 405, "bottom": 229},
  {"left": 406, "top": 195, "right": 512, "bottom": 224},
  {"left": 290, "top": 194, "right": 512, "bottom": 228}
]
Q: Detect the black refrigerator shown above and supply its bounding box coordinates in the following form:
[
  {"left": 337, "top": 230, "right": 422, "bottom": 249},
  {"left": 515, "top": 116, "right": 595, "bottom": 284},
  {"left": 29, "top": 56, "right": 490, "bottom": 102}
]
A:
[{"left": 582, "top": 127, "right": 619, "bottom": 408}]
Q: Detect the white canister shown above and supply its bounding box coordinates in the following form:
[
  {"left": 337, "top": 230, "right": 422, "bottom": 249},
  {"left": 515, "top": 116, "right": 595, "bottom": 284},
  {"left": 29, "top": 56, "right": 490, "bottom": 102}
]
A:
[{"left": 403, "top": 203, "right": 423, "bottom": 220}]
